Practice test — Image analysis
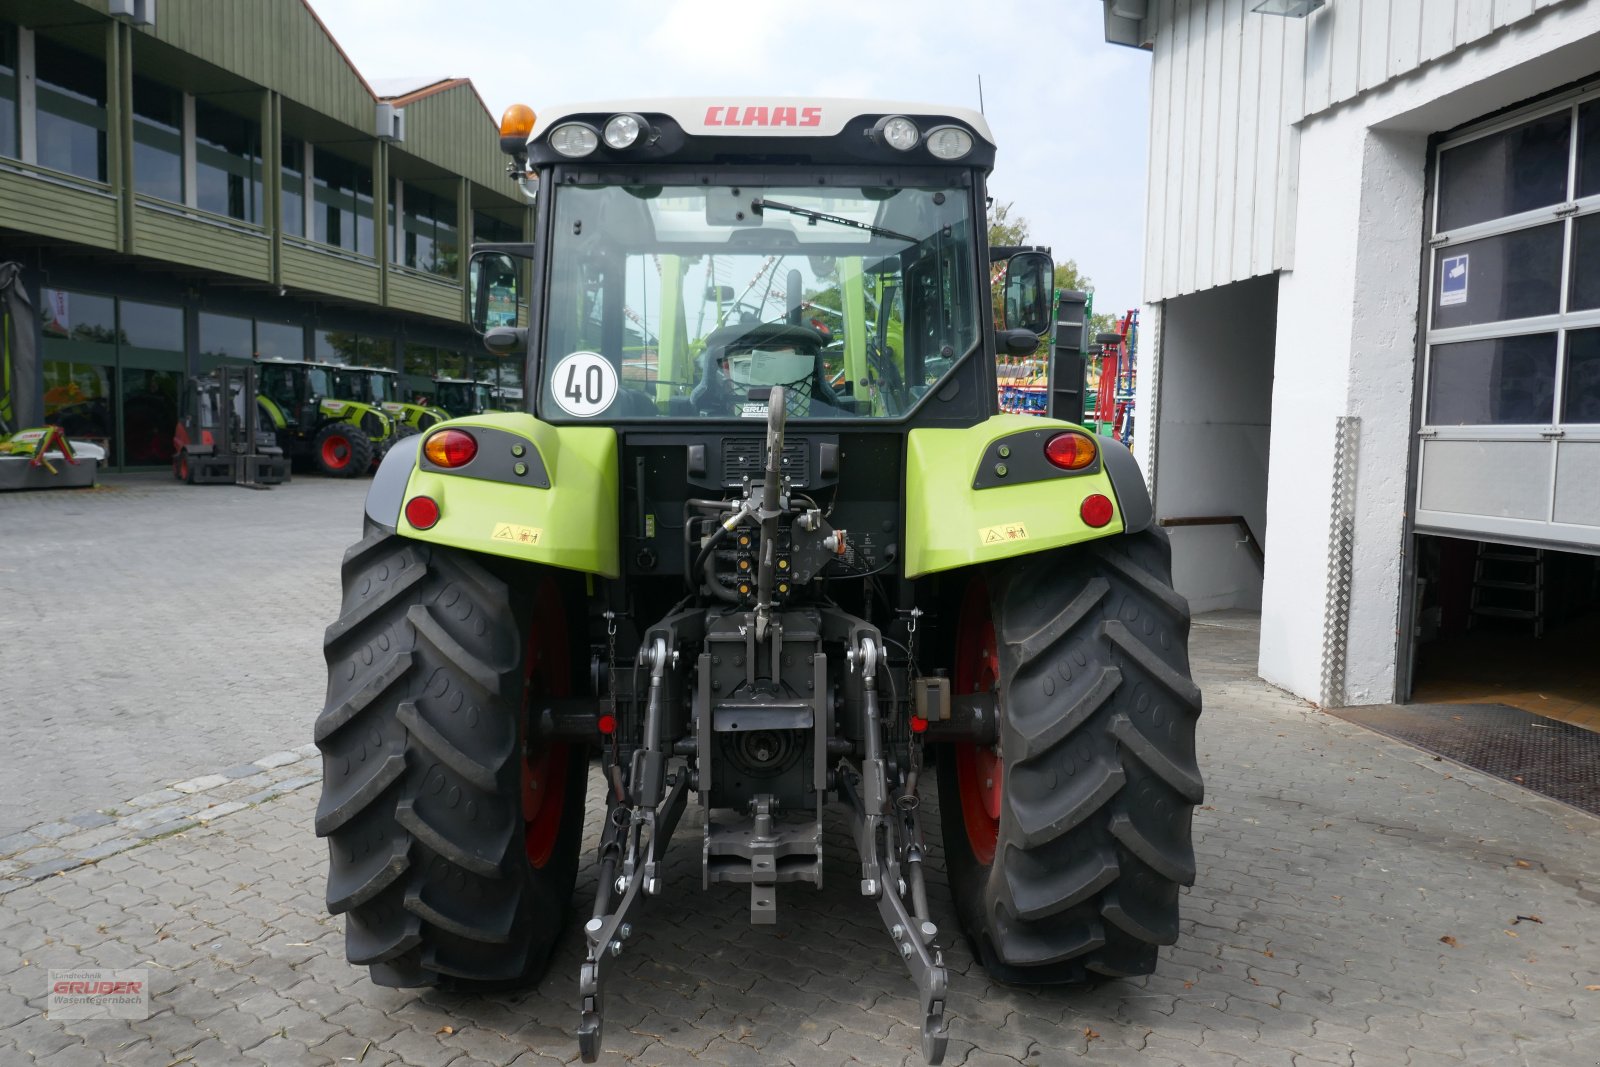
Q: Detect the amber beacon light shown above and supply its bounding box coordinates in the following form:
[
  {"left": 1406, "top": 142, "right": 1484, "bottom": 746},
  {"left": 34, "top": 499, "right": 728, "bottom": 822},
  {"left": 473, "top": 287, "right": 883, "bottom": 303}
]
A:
[{"left": 499, "top": 103, "right": 537, "bottom": 153}]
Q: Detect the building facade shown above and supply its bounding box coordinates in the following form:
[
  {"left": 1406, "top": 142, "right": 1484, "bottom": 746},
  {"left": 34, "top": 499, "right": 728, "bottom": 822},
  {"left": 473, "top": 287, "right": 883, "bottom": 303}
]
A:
[
  {"left": 0, "top": 0, "right": 530, "bottom": 469},
  {"left": 1103, "top": 0, "right": 1600, "bottom": 707}
]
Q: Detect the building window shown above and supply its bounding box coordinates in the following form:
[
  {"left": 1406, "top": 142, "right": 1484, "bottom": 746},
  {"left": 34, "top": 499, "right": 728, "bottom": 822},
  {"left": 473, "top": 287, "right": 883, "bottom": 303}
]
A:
[
  {"left": 131, "top": 75, "right": 183, "bottom": 203},
  {"left": 195, "top": 99, "right": 262, "bottom": 223},
  {"left": 474, "top": 210, "right": 520, "bottom": 246},
  {"left": 0, "top": 20, "right": 18, "bottom": 161},
  {"left": 403, "top": 342, "right": 436, "bottom": 399},
  {"left": 256, "top": 320, "right": 304, "bottom": 361},
  {"left": 313, "top": 328, "right": 360, "bottom": 364},
  {"left": 282, "top": 138, "right": 305, "bottom": 237},
  {"left": 40, "top": 288, "right": 117, "bottom": 449},
  {"left": 199, "top": 311, "right": 254, "bottom": 370},
  {"left": 34, "top": 37, "right": 107, "bottom": 181},
  {"left": 399, "top": 184, "right": 458, "bottom": 276},
  {"left": 1426, "top": 92, "right": 1600, "bottom": 431},
  {"left": 313, "top": 151, "right": 373, "bottom": 255}
]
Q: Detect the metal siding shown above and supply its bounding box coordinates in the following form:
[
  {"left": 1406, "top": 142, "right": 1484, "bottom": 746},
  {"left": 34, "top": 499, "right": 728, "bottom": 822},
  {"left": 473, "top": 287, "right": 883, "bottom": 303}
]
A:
[
  {"left": 131, "top": 203, "right": 272, "bottom": 280},
  {"left": 1418, "top": 1, "right": 1458, "bottom": 62},
  {"left": 1460, "top": 0, "right": 1495, "bottom": 40},
  {"left": 391, "top": 88, "right": 514, "bottom": 195},
  {"left": 1251, "top": 16, "right": 1285, "bottom": 281},
  {"left": 281, "top": 241, "right": 381, "bottom": 304},
  {"left": 1214, "top": 0, "right": 1245, "bottom": 285},
  {"left": 1191, "top": 0, "right": 1226, "bottom": 296},
  {"left": 1231, "top": 7, "right": 1263, "bottom": 283},
  {"left": 1302, "top": 0, "right": 1335, "bottom": 116},
  {"left": 0, "top": 167, "right": 118, "bottom": 247},
  {"left": 1173, "top": 0, "right": 1205, "bottom": 297},
  {"left": 1145, "top": 0, "right": 1176, "bottom": 300},
  {"left": 1497, "top": 0, "right": 1537, "bottom": 22},
  {"left": 138, "top": 1, "right": 371, "bottom": 131},
  {"left": 1388, "top": 0, "right": 1424, "bottom": 78},
  {"left": 386, "top": 270, "right": 464, "bottom": 324},
  {"left": 1329, "top": 0, "right": 1364, "bottom": 105},
  {"left": 1358, "top": 0, "right": 1391, "bottom": 92}
]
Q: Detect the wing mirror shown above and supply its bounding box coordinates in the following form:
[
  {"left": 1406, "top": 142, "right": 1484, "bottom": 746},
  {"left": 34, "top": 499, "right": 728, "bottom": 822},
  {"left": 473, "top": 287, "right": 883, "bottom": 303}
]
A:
[{"left": 1002, "top": 250, "right": 1053, "bottom": 337}]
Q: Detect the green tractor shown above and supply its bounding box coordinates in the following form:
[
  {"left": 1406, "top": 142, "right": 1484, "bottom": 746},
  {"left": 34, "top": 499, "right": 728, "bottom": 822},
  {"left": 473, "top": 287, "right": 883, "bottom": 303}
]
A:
[
  {"left": 341, "top": 365, "right": 453, "bottom": 432},
  {"left": 255, "top": 359, "right": 399, "bottom": 477},
  {"left": 431, "top": 376, "right": 499, "bottom": 418},
  {"left": 315, "top": 99, "right": 1202, "bottom": 1065}
]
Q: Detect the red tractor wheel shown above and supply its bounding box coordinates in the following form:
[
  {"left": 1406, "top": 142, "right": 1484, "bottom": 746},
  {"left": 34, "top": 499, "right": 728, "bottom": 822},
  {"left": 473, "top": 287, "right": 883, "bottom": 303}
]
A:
[{"left": 313, "top": 424, "right": 373, "bottom": 478}]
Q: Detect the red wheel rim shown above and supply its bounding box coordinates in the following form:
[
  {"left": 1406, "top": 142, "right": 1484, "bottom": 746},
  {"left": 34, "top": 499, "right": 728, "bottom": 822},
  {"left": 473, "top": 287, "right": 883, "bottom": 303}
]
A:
[
  {"left": 321, "top": 435, "right": 351, "bottom": 469},
  {"left": 954, "top": 577, "right": 1002, "bottom": 866},
  {"left": 521, "top": 579, "right": 569, "bottom": 869},
  {"left": 176, "top": 455, "right": 188, "bottom": 481}
]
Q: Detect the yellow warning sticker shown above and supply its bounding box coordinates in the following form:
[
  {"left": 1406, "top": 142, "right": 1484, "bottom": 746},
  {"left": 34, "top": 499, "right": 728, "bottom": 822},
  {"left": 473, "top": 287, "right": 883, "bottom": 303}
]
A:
[
  {"left": 491, "top": 522, "right": 542, "bottom": 546},
  {"left": 979, "top": 522, "right": 1029, "bottom": 546}
]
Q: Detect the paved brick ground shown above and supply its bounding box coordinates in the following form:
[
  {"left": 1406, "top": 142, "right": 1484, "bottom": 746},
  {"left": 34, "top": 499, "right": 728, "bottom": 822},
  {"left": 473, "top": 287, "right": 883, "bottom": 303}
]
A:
[
  {"left": 0, "top": 473, "right": 366, "bottom": 839},
  {"left": 2, "top": 605, "right": 1596, "bottom": 1065}
]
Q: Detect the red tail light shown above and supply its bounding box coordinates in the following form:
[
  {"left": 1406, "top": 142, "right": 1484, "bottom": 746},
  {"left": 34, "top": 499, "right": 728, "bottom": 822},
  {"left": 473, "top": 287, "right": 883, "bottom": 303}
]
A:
[
  {"left": 424, "top": 429, "right": 478, "bottom": 468},
  {"left": 1080, "top": 494, "right": 1115, "bottom": 528},
  {"left": 1044, "top": 431, "right": 1097, "bottom": 471},
  {"left": 405, "top": 495, "right": 441, "bottom": 529}
]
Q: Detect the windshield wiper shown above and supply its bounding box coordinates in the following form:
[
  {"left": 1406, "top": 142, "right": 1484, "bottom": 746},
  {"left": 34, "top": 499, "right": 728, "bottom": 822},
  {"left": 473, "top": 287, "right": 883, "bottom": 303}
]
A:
[{"left": 752, "top": 198, "right": 917, "bottom": 244}]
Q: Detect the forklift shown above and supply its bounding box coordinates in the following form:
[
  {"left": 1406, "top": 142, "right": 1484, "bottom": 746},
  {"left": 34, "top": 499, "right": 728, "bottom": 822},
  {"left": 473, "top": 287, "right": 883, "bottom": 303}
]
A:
[{"left": 172, "top": 364, "right": 289, "bottom": 485}]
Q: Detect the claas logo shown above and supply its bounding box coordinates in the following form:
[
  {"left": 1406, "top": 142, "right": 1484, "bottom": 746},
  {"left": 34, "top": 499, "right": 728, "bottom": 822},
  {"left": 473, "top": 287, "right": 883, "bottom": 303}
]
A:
[{"left": 704, "top": 105, "right": 822, "bottom": 128}]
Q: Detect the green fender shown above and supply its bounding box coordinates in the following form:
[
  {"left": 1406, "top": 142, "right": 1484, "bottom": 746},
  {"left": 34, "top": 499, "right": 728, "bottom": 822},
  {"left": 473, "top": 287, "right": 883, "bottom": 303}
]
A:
[
  {"left": 383, "top": 412, "right": 620, "bottom": 578},
  {"left": 903, "top": 414, "right": 1150, "bottom": 578}
]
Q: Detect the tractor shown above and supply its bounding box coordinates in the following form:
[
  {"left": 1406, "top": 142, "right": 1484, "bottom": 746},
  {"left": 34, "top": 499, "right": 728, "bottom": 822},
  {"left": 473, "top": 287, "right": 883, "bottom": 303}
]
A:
[
  {"left": 431, "top": 376, "right": 498, "bottom": 418},
  {"left": 256, "top": 358, "right": 398, "bottom": 477},
  {"left": 315, "top": 99, "right": 1202, "bottom": 1065},
  {"left": 342, "top": 365, "right": 452, "bottom": 432}
]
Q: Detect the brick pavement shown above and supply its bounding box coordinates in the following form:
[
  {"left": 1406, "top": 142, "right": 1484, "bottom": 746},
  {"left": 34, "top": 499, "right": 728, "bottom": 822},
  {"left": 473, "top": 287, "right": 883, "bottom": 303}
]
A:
[
  {"left": 0, "top": 473, "right": 366, "bottom": 839},
  {"left": 1, "top": 610, "right": 1596, "bottom": 1065}
]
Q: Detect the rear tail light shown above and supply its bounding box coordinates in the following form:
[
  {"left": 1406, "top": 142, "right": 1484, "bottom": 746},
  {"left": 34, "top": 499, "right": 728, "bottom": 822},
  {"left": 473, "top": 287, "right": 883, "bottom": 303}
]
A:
[
  {"left": 1044, "top": 431, "right": 1097, "bottom": 471},
  {"left": 424, "top": 428, "right": 477, "bottom": 468},
  {"left": 405, "top": 495, "right": 441, "bottom": 529}
]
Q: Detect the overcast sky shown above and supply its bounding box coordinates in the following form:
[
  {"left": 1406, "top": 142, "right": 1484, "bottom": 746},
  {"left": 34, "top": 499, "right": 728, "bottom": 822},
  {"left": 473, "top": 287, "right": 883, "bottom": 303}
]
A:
[{"left": 308, "top": 0, "right": 1151, "bottom": 316}]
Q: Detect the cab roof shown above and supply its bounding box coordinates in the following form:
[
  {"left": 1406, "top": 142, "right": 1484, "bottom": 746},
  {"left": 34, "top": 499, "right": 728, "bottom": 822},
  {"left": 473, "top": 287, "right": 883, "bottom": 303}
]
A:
[{"left": 535, "top": 97, "right": 994, "bottom": 145}]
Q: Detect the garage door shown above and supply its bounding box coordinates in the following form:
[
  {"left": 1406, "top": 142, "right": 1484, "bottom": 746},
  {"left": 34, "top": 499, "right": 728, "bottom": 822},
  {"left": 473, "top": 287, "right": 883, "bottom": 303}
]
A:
[{"left": 1417, "top": 85, "right": 1600, "bottom": 553}]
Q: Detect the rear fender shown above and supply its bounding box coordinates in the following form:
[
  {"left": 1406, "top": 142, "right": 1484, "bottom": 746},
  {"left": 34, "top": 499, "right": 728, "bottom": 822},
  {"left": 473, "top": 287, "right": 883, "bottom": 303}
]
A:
[
  {"left": 903, "top": 414, "right": 1151, "bottom": 578},
  {"left": 365, "top": 413, "right": 620, "bottom": 578}
]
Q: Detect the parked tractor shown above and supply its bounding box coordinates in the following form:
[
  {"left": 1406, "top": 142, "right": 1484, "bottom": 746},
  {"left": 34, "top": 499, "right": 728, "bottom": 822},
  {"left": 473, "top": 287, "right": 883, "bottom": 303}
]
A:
[
  {"left": 315, "top": 99, "right": 1202, "bottom": 1065},
  {"left": 256, "top": 359, "right": 396, "bottom": 477},
  {"left": 431, "top": 376, "right": 498, "bottom": 417},
  {"left": 342, "top": 366, "right": 451, "bottom": 432}
]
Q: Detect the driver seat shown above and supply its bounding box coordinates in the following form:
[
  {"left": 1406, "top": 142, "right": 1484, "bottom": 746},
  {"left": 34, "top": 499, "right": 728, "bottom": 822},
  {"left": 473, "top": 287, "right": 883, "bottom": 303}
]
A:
[{"left": 688, "top": 322, "right": 844, "bottom": 415}]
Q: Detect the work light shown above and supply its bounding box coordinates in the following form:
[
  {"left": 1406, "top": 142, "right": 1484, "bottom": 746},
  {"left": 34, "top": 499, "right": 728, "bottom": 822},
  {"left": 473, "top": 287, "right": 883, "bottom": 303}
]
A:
[
  {"left": 549, "top": 123, "right": 599, "bottom": 157},
  {"left": 604, "top": 114, "right": 645, "bottom": 149},
  {"left": 925, "top": 125, "right": 973, "bottom": 160},
  {"left": 874, "top": 115, "right": 919, "bottom": 151}
]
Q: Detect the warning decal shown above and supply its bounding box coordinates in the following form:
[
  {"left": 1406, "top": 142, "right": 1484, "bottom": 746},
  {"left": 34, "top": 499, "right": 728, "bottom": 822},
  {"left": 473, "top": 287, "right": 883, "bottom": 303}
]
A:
[
  {"left": 979, "top": 522, "right": 1029, "bottom": 546},
  {"left": 491, "top": 523, "right": 542, "bottom": 545}
]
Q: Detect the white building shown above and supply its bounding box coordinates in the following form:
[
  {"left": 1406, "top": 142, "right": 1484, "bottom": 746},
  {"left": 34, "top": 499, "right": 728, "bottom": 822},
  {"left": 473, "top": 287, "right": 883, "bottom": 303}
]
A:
[{"left": 1102, "top": 0, "right": 1600, "bottom": 709}]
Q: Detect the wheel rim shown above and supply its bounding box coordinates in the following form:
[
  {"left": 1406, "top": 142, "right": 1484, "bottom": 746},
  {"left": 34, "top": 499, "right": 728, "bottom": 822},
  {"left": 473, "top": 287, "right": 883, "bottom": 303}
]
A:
[
  {"left": 521, "top": 578, "right": 569, "bottom": 869},
  {"left": 321, "top": 434, "right": 351, "bottom": 469},
  {"left": 176, "top": 455, "right": 188, "bottom": 481},
  {"left": 954, "top": 576, "right": 1002, "bottom": 866}
]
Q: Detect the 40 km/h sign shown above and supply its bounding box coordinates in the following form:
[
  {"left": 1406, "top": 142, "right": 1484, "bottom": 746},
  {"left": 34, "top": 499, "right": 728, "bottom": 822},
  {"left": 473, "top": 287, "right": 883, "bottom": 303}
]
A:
[{"left": 551, "top": 351, "right": 619, "bottom": 417}]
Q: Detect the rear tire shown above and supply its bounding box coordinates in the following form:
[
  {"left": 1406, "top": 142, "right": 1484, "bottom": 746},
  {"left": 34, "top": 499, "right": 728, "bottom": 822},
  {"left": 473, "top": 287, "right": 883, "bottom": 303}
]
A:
[
  {"left": 315, "top": 530, "right": 588, "bottom": 988},
  {"left": 315, "top": 424, "right": 373, "bottom": 478},
  {"left": 938, "top": 528, "right": 1202, "bottom": 983}
]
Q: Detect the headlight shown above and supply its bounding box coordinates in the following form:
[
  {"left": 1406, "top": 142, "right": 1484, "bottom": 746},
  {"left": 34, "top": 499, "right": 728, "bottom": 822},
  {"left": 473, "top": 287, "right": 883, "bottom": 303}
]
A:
[
  {"left": 603, "top": 113, "right": 644, "bottom": 150},
  {"left": 925, "top": 125, "right": 973, "bottom": 160},
  {"left": 548, "top": 123, "right": 599, "bottom": 157},
  {"left": 874, "top": 115, "right": 920, "bottom": 151}
]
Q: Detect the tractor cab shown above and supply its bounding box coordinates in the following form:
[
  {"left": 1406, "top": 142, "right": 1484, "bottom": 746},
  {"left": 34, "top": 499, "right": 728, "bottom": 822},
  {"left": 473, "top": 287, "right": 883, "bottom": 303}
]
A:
[
  {"left": 340, "top": 366, "right": 448, "bottom": 432},
  {"left": 432, "top": 376, "right": 496, "bottom": 418}
]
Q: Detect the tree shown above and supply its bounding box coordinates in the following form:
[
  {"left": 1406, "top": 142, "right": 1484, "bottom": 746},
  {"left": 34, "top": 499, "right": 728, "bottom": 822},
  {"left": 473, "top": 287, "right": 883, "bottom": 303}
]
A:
[{"left": 987, "top": 200, "right": 1031, "bottom": 249}]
